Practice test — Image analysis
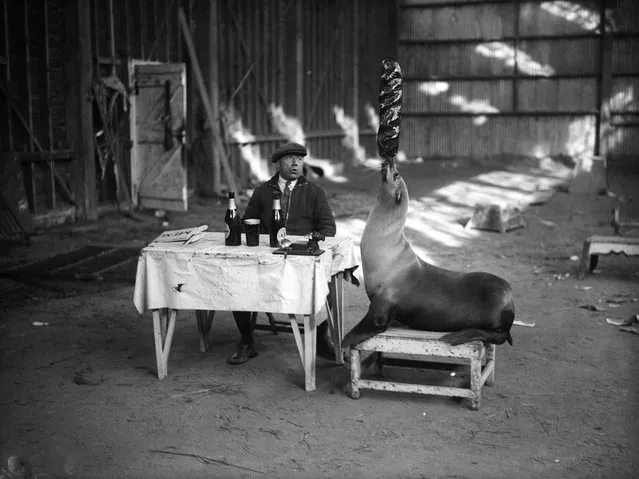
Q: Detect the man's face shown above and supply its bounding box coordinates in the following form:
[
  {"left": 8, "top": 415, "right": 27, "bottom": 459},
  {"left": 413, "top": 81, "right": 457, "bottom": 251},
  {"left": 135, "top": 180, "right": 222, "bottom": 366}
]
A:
[{"left": 278, "top": 154, "right": 304, "bottom": 181}]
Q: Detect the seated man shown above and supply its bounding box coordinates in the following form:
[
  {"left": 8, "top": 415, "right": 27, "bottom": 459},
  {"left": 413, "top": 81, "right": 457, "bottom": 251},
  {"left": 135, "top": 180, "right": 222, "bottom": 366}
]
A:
[{"left": 227, "top": 142, "right": 337, "bottom": 365}]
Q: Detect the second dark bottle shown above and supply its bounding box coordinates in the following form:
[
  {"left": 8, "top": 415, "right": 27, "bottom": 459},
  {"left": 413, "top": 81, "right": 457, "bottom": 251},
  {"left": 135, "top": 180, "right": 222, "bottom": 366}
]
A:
[{"left": 270, "top": 192, "right": 286, "bottom": 247}]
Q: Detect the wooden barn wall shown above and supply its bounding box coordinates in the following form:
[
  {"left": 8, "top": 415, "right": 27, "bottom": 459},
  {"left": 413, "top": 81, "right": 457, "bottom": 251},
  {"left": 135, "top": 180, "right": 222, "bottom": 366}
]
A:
[
  {"left": 2, "top": 0, "right": 397, "bottom": 223},
  {"left": 214, "top": 0, "right": 395, "bottom": 186},
  {"left": 398, "top": 0, "right": 639, "bottom": 167},
  {"left": 0, "top": 0, "right": 198, "bottom": 223}
]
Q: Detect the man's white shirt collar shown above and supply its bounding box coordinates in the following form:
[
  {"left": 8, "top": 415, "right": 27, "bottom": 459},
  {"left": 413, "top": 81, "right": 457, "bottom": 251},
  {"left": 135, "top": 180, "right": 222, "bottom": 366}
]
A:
[{"left": 278, "top": 176, "right": 297, "bottom": 192}]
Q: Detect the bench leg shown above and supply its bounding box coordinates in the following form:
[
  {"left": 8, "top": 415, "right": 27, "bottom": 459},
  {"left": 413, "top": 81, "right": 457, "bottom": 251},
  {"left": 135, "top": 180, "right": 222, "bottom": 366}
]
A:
[
  {"left": 578, "top": 239, "right": 592, "bottom": 279},
  {"left": 375, "top": 352, "right": 384, "bottom": 377},
  {"left": 350, "top": 348, "right": 361, "bottom": 399},
  {"left": 469, "top": 348, "right": 482, "bottom": 410},
  {"left": 485, "top": 344, "right": 495, "bottom": 387}
]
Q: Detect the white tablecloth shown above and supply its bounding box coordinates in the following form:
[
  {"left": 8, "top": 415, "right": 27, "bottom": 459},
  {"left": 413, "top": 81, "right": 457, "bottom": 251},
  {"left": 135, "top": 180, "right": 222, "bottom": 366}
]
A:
[{"left": 133, "top": 233, "right": 360, "bottom": 316}]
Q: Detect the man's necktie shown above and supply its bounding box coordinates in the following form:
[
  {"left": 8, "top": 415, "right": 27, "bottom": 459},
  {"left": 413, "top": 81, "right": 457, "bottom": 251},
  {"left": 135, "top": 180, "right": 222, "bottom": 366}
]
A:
[{"left": 281, "top": 181, "right": 292, "bottom": 223}]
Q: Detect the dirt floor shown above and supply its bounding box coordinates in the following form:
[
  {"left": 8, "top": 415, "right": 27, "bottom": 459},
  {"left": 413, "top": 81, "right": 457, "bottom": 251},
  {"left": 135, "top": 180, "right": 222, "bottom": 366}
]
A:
[{"left": 1, "top": 156, "right": 638, "bottom": 479}]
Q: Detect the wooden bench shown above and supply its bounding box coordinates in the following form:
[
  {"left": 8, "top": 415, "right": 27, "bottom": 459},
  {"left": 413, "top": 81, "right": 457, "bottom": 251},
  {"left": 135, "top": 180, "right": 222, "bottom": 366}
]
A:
[
  {"left": 577, "top": 235, "right": 639, "bottom": 279},
  {"left": 349, "top": 328, "right": 495, "bottom": 410}
]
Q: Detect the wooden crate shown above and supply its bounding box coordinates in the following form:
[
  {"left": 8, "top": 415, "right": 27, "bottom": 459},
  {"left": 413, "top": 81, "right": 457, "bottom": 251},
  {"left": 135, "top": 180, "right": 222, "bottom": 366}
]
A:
[{"left": 349, "top": 328, "right": 496, "bottom": 410}]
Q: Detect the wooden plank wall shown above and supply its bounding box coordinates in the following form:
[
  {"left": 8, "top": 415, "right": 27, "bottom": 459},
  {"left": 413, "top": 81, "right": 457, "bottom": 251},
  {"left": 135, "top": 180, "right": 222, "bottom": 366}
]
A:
[
  {"left": 1, "top": 0, "right": 398, "bottom": 222},
  {"left": 399, "top": 0, "right": 639, "bottom": 167},
  {"left": 214, "top": 0, "right": 395, "bottom": 185}
]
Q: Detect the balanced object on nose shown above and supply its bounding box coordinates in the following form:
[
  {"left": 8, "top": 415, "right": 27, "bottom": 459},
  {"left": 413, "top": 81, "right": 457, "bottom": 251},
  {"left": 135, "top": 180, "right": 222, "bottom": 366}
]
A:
[{"left": 377, "top": 60, "right": 403, "bottom": 162}]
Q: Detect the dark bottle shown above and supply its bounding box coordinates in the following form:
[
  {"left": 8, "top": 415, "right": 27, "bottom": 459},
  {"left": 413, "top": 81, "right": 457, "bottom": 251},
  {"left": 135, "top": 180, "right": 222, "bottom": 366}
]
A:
[
  {"left": 269, "top": 192, "right": 286, "bottom": 247},
  {"left": 224, "top": 192, "right": 242, "bottom": 246}
]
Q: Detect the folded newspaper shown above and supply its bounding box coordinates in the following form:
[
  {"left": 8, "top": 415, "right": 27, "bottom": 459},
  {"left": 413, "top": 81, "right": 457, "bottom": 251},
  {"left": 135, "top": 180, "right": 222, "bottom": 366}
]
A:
[{"left": 152, "top": 225, "right": 209, "bottom": 245}]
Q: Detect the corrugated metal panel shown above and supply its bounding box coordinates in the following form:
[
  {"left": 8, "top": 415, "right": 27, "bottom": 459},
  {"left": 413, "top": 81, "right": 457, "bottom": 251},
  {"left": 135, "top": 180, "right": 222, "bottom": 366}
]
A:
[
  {"left": 519, "top": 1, "right": 601, "bottom": 35},
  {"left": 403, "top": 116, "right": 597, "bottom": 158},
  {"left": 397, "top": 0, "right": 639, "bottom": 162},
  {"left": 517, "top": 39, "right": 600, "bottom": 76},
  {"left": 612, "top": 38, "right": 639, "bottom": 74},
  {"left": 400, "top": 42, "right": 516, "bottom": 77},
  {"left": 611, "top": 0, "right": 639, "bottom": 33},
  {"left": 404, "top": 79, "right": 512, "bottom": 113},
  {"left": 517, "top": 79, "right": 598, "bottom": 111},
  {"left": 400, "top": 2, "right": 515, "bottom": 40},
  {"left": 610, "top": 77, "right": 639, "bottom": 112}
]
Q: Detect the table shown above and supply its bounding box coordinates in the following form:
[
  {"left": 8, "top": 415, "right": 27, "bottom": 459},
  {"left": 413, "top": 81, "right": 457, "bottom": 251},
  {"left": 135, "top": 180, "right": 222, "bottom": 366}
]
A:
[{"left": 133, "top": 233, "right": 360, "bottom": 391}]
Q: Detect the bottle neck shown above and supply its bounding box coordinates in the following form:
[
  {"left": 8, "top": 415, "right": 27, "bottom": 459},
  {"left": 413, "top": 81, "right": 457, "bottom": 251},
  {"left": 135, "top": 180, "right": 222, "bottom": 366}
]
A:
[
  {"left": 272, "top": 199, "right": 281, "bottom": 210},
  {"left": 228, "top": 198, "right": 236, "bottom": 210}
]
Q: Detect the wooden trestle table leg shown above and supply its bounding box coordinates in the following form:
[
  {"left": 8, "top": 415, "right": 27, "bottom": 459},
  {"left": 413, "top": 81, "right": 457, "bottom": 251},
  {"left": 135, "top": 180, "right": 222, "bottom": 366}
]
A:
[{"left": 152, "top": 308, "right": 178, "bottom": 379}]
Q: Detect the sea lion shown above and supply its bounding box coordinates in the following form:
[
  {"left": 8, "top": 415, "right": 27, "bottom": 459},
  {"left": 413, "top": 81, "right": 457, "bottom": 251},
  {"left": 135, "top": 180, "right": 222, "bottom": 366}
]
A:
[{"left": 342, "top": 60, "right": 515, "bottom": 348}]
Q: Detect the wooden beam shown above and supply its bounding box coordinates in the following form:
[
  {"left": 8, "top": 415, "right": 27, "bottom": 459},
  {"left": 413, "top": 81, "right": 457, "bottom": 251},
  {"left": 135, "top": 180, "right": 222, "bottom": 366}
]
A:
[
  {"left": 165, "top": 0, "right": 170, "bottom": 61},
  {"left": 295, "top": 0, "right": 303, "bottom": 120},
  {"left": 73, "top": 0, "right": 97, "bottom": 219},
  {"left": 178, "top": 6, "right": 238, "bottom": 195},
  {"left": 124, "top": 0, "right": 131, "bottom": 56},
  {"left": 277, "top": 0, "right": 285, "bottom": 105},
  {"left": 3, "top": 0, "right": 13, "bottom": 150},
  {"left": 108, "top": 0, "right": 116, "bottom": 76},
  {"left": 44, "top": 0, "right": 53, "bottom": 149},
  {"left": 209, "top": 0, "right": 222, "bottom": 193},
  {"left": 388, "top": 0, "right": 399, "bottom": 60},
  {"left": 17, "top": 150, "right": 76, "bottom": 162},
  {"left": 23, "top": 0, "right": 33, "bottom": 151},
  {"left": 97, "top": 56, "right": 121, "bottom": 66},
  {"left": 512, "top": 0, "right": 520, "bottom": 113},
  {"left": 352, "top": 0, "right": 359, "bottom": 167},
  {"left": 595, "top": 0, "right": 613, "bottom": 157}
]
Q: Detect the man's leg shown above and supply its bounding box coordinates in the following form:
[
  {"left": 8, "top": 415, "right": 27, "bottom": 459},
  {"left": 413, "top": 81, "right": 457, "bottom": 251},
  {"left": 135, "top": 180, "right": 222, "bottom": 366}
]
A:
[
  {"left": 227, "top": 311, "right": 258, "bottom": 365},
  {"left": 316, "top": 321, "right": 334, "bottom": 360}
]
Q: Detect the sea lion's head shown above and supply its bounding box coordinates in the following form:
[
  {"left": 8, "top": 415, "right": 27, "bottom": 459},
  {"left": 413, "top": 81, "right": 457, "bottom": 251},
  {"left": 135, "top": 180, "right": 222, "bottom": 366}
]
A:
[{"left": 379, "top": 158, "right": 408, "bottom": 208}]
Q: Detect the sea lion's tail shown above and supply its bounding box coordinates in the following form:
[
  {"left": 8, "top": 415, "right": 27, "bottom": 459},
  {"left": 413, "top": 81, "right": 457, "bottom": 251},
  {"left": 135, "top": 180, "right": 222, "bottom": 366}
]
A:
[{"left": 441, "top": 329, "right": 512, "bottom": 346}]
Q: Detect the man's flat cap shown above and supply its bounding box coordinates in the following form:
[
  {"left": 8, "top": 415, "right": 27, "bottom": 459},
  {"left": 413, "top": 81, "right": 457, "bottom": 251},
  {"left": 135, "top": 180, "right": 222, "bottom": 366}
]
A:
[{"left": 272, "top": 142, "right": 307, "bottom": 163}]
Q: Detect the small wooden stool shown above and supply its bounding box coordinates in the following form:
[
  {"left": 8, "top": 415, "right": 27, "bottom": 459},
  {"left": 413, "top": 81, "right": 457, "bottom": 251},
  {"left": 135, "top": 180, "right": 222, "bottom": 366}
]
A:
[
  {"left": 577, "top": 235, "right": 639, "bottom": 279},
  {"left": 349, "top": 328, "right": 495, "bottom": 410}
]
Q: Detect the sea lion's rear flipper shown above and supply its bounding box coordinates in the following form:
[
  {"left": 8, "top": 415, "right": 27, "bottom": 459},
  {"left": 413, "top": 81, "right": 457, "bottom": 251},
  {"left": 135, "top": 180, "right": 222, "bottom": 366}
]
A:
[
  {"left": 441, "top": 329, "right": 513, "bottom": 346},
  {"left": 342, "top": 296, "right": 395, "bottom": 348}
]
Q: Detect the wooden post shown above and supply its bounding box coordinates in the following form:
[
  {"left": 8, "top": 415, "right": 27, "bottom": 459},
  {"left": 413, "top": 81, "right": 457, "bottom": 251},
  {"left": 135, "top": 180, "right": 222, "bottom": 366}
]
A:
[
  {"left": 352, "top": 0, "right": 360, "bottom": 167},
  {"left": 209, "top": 0, "right": 222, "bottom": 194},
  {"left": 108, "top": 0, "right": 116, "bottom": 76},
  {"left": 595, "top": 0, "right": 613, "bottom": 157},
  {"left": 3, "top": 0, "right": 12, "bottom": 150},
  {"left": 178, "top": 7, "right": 238, "bottom": 195},
  {"left": 23, "top": 0, "right": 33, "bottom": 152},
  {"left": 295, "top": 0, "right": 303, "bottom": 121},
  {"left": 387, "top": 0, "right": 399, "bottom": 61},
  {"left": 512, "top": 0, "right": 520, "bottom": 113},
  {"left": 44, "top": 0, "right": 53, "bottom": 149},
  {"left": 66, "top": 0, "right": 97, "bottom": 220}
]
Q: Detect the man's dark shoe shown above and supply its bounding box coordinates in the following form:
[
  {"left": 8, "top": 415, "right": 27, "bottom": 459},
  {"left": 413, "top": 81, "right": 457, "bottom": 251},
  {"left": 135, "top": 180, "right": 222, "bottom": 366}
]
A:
[
  {"left": 316, "top": 322, "right": 336, "bottom": 360},
  {"left": 226, "top": 341, "right": 258, "bottom": 365}
]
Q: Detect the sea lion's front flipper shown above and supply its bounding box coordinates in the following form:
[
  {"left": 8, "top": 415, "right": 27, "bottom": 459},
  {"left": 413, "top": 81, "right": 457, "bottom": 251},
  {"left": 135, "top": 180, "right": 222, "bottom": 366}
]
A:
[{"left": 342, "top": 295, "right": 395, "bottom": 348}]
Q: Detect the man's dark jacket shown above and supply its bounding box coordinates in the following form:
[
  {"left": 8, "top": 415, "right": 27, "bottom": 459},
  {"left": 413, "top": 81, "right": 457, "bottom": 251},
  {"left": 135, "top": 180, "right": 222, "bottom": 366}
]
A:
[{"left": 244, "top": 174, "right": 336, "bottom": 237}]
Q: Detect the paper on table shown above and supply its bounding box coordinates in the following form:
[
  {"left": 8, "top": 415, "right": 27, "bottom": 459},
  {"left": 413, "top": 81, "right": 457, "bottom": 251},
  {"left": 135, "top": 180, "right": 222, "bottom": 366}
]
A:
[{"left": 153, "top": 225, "right": 208, "bottom": 244}]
